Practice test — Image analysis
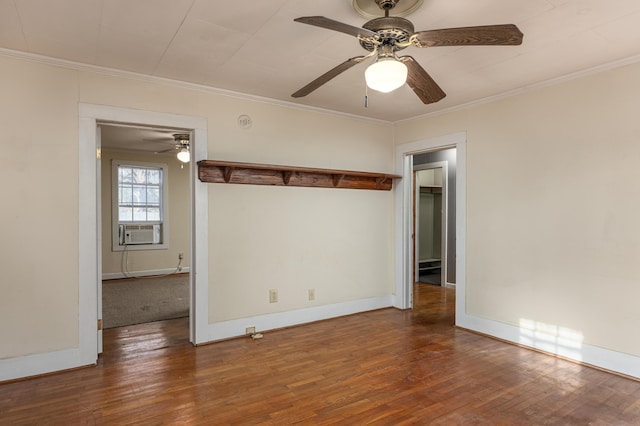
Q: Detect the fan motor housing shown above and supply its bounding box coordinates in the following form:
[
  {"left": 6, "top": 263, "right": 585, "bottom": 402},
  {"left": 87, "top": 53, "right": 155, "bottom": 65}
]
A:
[
  {"left": 376, "top": 0, "right": 400, "bottom": 9},
  {"left": 360, "top": 17, "right": 414, "bottom": 51}
]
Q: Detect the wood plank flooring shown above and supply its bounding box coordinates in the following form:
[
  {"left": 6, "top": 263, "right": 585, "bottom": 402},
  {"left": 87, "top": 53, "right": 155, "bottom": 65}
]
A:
[{"left": 1, "top": 284, "right": 639, "bottom": 425}]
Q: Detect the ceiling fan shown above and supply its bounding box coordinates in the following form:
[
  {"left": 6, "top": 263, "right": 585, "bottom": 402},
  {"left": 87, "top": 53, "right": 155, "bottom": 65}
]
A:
[
  {"left": 292, "top": 0, "right": 523, "bottom": 104},
  {"left": 156, "top": 133, "right": 190, "bottom": 163}
]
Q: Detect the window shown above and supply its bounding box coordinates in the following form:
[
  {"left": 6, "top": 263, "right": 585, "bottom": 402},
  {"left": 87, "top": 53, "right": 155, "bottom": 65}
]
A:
[{"left": 112, "top": 160, "right": 169, "bottom": 251}]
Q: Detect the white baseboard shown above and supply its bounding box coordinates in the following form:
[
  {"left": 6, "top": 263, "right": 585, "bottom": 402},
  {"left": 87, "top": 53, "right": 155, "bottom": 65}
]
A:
[
  {"left": 457, "top": 314, "right": 640, "bottom": 379},
  {"left": 102, "top": 267, "right": 190, "bottom": 280},
  {"left": 198, "top": 295, "right": 394, "bottom": 344},
  {"left": 0, "top": 348, "right": 94, "bottom": 383}
]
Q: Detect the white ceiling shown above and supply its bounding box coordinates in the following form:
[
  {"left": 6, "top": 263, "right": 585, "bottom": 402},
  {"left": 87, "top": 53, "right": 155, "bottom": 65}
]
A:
[
  {"left": 2, "top": 0, "right": 640, "bottom": 123},
  {"left": 99, "top": 124, "right": 187, "bottom": 155}
]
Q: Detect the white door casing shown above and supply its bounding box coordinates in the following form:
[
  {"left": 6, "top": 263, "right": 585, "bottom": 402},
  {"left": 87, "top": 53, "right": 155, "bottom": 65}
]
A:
[
  {"left": 79, "top": 104, "right": 209, "bottom": 365},
  {"left": 394, "top": 132, "right": 466, "bottom": 318}
]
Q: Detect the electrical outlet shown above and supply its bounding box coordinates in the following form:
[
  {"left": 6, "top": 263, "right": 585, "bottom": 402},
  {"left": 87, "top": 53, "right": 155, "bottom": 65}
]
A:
[
  {"left": 269, "top": 289, "right": 278, "bottom": 303},
  {"left": 308, "top": 289, "right": 315, "bottom": 301},
  {"left": 178, "top": 252, "right": 184, "bottom": 260},
  {"left": 246, "top": 326, "right": 255, "bottom": 335}
]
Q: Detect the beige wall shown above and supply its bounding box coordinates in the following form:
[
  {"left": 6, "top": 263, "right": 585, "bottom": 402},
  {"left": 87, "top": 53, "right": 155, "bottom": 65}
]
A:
[
  {"left": 209, "top": 185, "right": 393, "bottom": 322},
  {"left": 101, "top": 149, "right": 191, "bottom": 276},
  {"left": 0, "top": 56, "right": 79, "bottom": 359},
  {"left": 396, "top": 61, "right": 640, "bottom": 357},
  {"left": 0, "top": 53, "right": 395, "bottom": 360},
  {"left": 8, "top": 42, "right": 638, "bottom": 371}
]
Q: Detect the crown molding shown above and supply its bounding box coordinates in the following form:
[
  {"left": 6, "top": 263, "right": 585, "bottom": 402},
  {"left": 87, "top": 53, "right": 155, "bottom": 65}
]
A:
[
  {"left": 396, "top": 52, "right": 640, "bottom": 125},
  {"left": 0, "top": 47, "right": 392, "bottom": 126},
  {"left": 4, "top": 46, "right": 640, "bottom": 127}
]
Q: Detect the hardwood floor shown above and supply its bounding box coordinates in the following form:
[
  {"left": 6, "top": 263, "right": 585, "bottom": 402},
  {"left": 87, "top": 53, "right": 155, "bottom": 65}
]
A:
[{"left": 1, "top": 284, "right": 639, "bottom": 425}]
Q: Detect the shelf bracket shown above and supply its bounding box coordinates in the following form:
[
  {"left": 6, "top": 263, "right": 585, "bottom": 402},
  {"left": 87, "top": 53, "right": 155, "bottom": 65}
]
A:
[
  {"left": 222, "top": 166, "right": 234, "bottom": 183},
  {"left": 282, "top": 171, "right": 293, "bottom": 185}
]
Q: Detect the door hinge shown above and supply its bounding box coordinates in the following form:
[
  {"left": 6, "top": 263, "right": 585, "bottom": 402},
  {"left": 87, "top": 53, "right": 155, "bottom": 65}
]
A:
[{"left": 98, "top": 319, "right": 103, "bottom": 331}]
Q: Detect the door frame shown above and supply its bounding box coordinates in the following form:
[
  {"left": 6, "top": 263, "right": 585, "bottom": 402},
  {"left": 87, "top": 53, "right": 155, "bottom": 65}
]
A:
[
  {"left": 414, "top": 161, "right": 448, "bottom": 286},
  {"left": 79, "top": 104, "right": 209, "bottom": 361},
  {"left": 394, "top": 132, "right": 466, "bottom": 321}
]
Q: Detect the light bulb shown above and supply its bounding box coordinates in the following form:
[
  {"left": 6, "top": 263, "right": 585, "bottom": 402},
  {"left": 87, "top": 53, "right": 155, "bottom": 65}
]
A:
[
  {"left": 365, "top": 59, "right": 408, "bottom": 93},
  {"left": 177, "top": 148, "right": 190, "bottom": 163}
]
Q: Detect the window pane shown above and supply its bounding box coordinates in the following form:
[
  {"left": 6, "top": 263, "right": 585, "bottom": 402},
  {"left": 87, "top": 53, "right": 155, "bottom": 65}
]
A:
[
  {"left": 119, "top": 167, "right": 132, "bottom": 184},
  {"left": 133, "top": 168, "right": 147, "bottom": 184},
  {"left": 119, "top": 207, "right": 133, "bottom": 221},
  {"left": 116, "top": 163, "right": 165, "bottom": 227},
  {"left": 133, "top": 207, "right": 147, "bottom": 221},
  {"left": 146, "top": 187, "right": 160, "bottom": 205},
  {"left": 132, "top": 185, "right": 146, "bottom": 205},
  {"left": 147, "top": 207, "right": 160, "bottom": 221},
  {"left": 119, "top": 186, "right": 132, "bottom": 204},
  {"left": 147, "top": 169, "right": 160, "bottom": 185}
]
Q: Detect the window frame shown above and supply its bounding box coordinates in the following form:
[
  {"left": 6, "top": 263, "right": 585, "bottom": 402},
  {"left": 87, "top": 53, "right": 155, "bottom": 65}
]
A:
[{"left": 111, "top": 159, "right": 169, "bottom": 251}]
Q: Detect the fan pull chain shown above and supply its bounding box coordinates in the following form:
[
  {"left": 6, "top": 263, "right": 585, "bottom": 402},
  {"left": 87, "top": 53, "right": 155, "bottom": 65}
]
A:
[{"left": 365, "top": 81, "right": 369, "bottom": 108}]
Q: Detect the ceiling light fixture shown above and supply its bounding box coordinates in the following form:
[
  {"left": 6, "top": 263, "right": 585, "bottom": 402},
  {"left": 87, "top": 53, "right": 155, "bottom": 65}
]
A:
[
  {"left": 173, "top": 133, "right": 190, "bottom": 163},
  {"left": 177, "top": 146, "right": 190, "bottom": 163},
  {"left": 365, "top": 57, "right": 408, "bottom": 93}
]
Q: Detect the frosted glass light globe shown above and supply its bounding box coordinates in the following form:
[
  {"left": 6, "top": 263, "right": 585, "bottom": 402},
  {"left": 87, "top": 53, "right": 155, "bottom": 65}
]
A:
[
  {"left": 365, "top": 59, "right": 408, "bottom": 93},
  {"left": 177, "top": 148, "right": 190, "bottom": 163}
]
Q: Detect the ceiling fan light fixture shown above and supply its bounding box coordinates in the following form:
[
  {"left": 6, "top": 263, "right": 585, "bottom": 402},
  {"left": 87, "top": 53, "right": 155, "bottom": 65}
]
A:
[
  {"left": 177, "top": 147, "right": 190, "bottom": 163},
  {"left": 365, "top": 58, "right": 408, "bottom": 93}
]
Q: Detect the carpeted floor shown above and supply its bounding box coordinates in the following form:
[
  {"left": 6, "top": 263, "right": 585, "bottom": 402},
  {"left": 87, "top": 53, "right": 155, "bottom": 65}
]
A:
[{"left": 102, "top": 274, "right": 189, "bottom": 329}]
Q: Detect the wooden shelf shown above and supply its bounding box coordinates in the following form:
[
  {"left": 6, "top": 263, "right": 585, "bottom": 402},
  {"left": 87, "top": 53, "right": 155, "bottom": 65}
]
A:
[{"left": 198, "top": 160, "right": 401, "bottom": 191}]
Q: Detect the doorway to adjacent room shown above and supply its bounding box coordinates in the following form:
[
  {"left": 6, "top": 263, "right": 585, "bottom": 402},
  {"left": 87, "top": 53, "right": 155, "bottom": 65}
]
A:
[
  {"left": 414, "top": 163, "right": 447, "bottom": 286},
  {"left": 78, "top": 103, "right": 209, "bottom": 364}
]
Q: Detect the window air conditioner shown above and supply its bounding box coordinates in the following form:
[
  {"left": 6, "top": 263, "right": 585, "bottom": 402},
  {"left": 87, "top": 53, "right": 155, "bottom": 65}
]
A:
[{"left": 120, "top": 224, "right": 161, "bottom": 245}]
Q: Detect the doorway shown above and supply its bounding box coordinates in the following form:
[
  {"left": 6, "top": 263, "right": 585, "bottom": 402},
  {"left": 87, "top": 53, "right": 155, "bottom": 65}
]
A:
[
  {"left": 394, "top": 132, "right": 465, "bottom": 322},
  {"left": 412, "top": 148, "right": 457, "bottom": 289},
  {"left": 99, "top": 123, "right": 191, "bottom": 350},
  {"left": 414, "top": 163, "right": 447, "bottom": 286},
  {"left": 78, "top": 103, "right": 209, "bottom": 364}
]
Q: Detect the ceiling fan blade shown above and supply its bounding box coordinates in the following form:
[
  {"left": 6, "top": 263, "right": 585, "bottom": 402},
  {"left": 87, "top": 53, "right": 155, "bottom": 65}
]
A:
[
  {"left": 399, "top": 56, "right": 446, "bottom": 104},
  {"left": 292, "top": 56, "right": 367, "bottom": 98},
  {"left": 414, "top": 24, "right": 523, "bottom": 47},
  {"left": 156, "top": 147, "right": 177, "bottom": 154},
  {"left": 294, "top": 16, "right": 378, "bottom": 39}
]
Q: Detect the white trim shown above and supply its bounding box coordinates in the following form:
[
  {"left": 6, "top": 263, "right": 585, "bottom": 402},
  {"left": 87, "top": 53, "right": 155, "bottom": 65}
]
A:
[
  {"left": 455, "top": 138, "right": 467, "bottom": 320},
  {"left": 0, "top": 348, "right": 93, "bottom": 382},
  {"left": 394, "top": 132, "right": 639, "bottom": 379},
  {"left": 0, "top": 114, "right": 102, "bottom": 381},
  {"left": 457, "top": 315, "right": 640, "bottom": 380},
  {"left": 0, "top": 47, "right": 391, "bottom": 126},
  {"left": 394, "top": 132, "right": 466, "bottom": 310},
  {"left": 96, "top": 126, "right": 103, "bottom": 353},
  {"left": 4, "top": 48, "right": 640, "bottom": 126},
  {"left": 396, "top": 52, "right": 640, "bottom": 124},
  {"left": 78, "top": 114, "right": 100, "bottom": 366},
  {"left": 191, "top": 126, "right": 209, "bottom": 345},
  {"left": 0, "top": 104, "right": 209, "bottom": 382},
  {"left": 102, "top": 267, "right": 191, "bottom": 281},
  {"left": 78, "top": 104, "right": 209, "bottom": 351},
  {"left": 200, "top": 296, "right": 393, "bottom": 343}
]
